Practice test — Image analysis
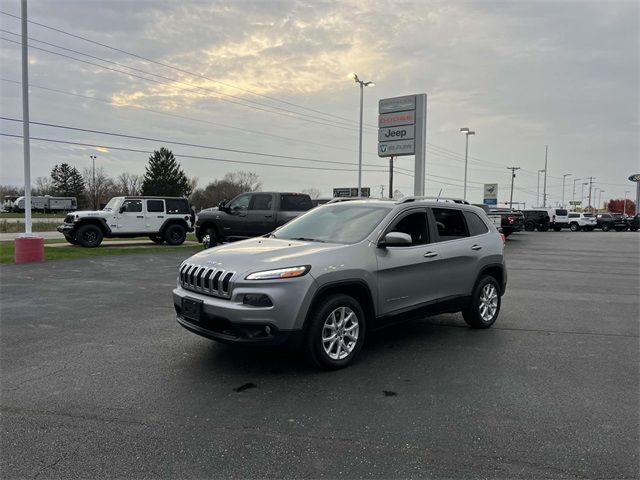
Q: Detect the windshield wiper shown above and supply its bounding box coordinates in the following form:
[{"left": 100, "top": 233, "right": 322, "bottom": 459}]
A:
[{"left": 289, "top": 237, "right": 326, "bottom": 243}]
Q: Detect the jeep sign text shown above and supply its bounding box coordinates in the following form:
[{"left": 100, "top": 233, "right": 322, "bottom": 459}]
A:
[{"left": 378, "top": 125, "right": 415, "bottom": 142}]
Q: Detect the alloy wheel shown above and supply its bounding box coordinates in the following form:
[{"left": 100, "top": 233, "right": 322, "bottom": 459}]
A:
[{"left": 322, "top": 306, "right": 359, "bottom": 360}]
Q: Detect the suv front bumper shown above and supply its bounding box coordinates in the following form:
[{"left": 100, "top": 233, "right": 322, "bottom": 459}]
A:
[
  {"left": 173, "top": 274, "right": 317, "bottom": 344},
  {"left": 57, "top": 223, "right": 76, "bottom": 236}
]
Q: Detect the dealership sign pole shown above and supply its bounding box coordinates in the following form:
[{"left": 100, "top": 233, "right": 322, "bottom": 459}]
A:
[
  {"left": 630, "top": 174, "right": 640, "bottom": 213},
  {"left": 378, "top": 94, "right": 427, "bottom": 196}
]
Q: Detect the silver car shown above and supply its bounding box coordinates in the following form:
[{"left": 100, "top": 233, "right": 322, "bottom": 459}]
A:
[{"left": 173, "top": 198, "right": 507, "bottom": 369}]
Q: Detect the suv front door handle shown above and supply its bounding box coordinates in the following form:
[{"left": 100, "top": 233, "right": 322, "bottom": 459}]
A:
[
  {"left": 423, "top": 251, "right": 438, "bottom": 258},
  {"left": 264, "top": 214, "right": 273, "bottom": 218},
  {"left": 471, "top": 244, "right": 482, "bottom": 250},
  {"left": 136, "top": 215, "right": 144, "bottom": 219}
]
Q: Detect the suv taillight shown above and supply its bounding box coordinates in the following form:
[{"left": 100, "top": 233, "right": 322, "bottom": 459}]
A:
[{"left": 507, "top": 216, "right": 515, "bottom": 224}]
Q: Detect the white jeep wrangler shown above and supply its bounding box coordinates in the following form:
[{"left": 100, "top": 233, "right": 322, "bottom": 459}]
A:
[{"left": 57, "top": 196, "right": 193, "bottom": 247}]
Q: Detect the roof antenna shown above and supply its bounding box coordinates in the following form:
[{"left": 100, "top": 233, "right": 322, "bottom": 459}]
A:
[{"left": 437, "top": 188, "right": 442, "bottom": 200}]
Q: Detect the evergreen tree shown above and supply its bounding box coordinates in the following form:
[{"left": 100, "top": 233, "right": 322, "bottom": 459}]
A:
[
  {"left": 141, "top": 147, "right": 191, "bottom": 197},
  {"left": 51, "top": 163, "right": 86, "bottom": 198}
]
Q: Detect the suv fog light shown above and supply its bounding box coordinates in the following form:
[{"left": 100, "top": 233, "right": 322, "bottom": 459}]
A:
[{"left": 243, "top": 294, "right": 273, "bottom": 307}]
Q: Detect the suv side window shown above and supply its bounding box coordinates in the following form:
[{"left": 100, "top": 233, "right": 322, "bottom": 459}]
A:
[
  {"left": 280, "top": 194, "right": 312, "bottom": 211},
  {"left": 165, "top": 199, "right": 189, "bottom": 214},
  {"left": 121, "top": 199, "right": 142, "bottom": 213},
  {"left": 228, "top": 194, "right": 251, "bottom": 212},
  {"left": 249, "top": 194, "right": 273, "bottom": 210},
  {"left": 463, "top": 211, "right": 489, "bottom": 236},
  {"left": 568, "top": 213, "right": 579, "bottom": 218},
  {"left": 432, "top": 208, "right": 468, "bottom": 241},
  {"left": 388, "top": 210, "right": 429, "bottom": 246},
  {"left": 147, "top": 199, "right": 164, "bottom": 213}
]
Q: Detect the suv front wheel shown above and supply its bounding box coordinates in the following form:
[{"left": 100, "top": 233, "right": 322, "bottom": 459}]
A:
[
  {"left": 305, "top": 294, "right": 366, "bottom": 369},
  {"left": 76, "top": 224, "right": 103, "bottom": 248},
  {"left": 463, "top": 275, "right": 501, "bottom": 328}
]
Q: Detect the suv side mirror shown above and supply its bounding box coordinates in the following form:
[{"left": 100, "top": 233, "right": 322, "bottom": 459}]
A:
[
  {"left": 119, "top": 205, "right": 126, "bottom": 214},
  {"left": 380, "top": 232, "right": 412, "bottom": 247}
]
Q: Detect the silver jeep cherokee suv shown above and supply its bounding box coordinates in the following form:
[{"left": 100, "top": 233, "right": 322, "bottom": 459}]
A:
[{"left": 173, "top": 198, "right": 507, "bottom": 369}]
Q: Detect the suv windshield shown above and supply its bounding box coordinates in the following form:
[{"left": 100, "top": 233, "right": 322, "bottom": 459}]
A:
[
  {"left": 273, "top": 204, "right": 391, "bottom": 244},
  {"left": 102, "top": 198, "right": 120, "bottom": 211}
]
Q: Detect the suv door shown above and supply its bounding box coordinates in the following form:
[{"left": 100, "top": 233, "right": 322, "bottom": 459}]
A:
[
  {"left": 375, "top": 208, "right": 443, "bottom": 315},
  {"left": 244, "top": 193, "right": 275, "bottom": 237},
  {"left": 145, "top": 199, "right": 165, "bottom": 232},
  {"left": 430, "top": 207, "right": 485, "bottom": 299},
  {"left": 223, "top": 193, "right": 251, "bottom": 238},
  {"left": 115, "top": 199, "right": 144, "bottom": 233}
]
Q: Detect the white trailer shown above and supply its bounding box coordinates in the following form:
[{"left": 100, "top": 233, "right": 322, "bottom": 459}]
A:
[{"left": 13, "top": 196, "right": 77, "bottom": 212}]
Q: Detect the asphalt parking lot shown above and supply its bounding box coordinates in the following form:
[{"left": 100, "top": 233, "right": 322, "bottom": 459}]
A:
[{"left": 1, "top": 231, "right": 638, "bottom": 479}]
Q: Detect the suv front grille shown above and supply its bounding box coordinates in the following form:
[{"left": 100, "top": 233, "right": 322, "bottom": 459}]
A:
[
  {"left": 179, "top": 263, "right": 235, "bottom": 298},
  {"left": 64, "top": 215, "right": 74, "bottom": 224}
]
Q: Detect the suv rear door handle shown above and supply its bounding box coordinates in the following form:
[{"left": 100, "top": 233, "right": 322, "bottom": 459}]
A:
[
  {"left": 471, "top": 244, "right": 482, "bottom": 250},
  {"left": 136, "top": 215, "right": 144, "bottom": 219},
  {"left": 423, "top": 251, "right": 438, "bottom": 258},
  {"left": 264, "top": 214, "right": 273, "bottom": 218},
  {"left": 157, "top": 215, "right": 164, "bottom": 218}
]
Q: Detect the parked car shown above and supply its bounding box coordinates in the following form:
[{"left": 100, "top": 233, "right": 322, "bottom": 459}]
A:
[
  {"left": 488, "top": 208, "right": 525, "bottom": 237},
  {"left": 567, "top": 212, "right": 596, "bottom": 231},
  {"left": 627, "top": 214, "right": 639, "bottom": 232},
  {"left": 174, "top": 198, "right": 507, "bottom": 369},
  {"left": 542, "top": 208, "right": 569, "bottom": 231},
  {"left": 196, "top": 192, "right": 313, "bottom": 248},
  {"left": 57, "top": 196, "right": 192, "bottom": 247},
  {"left": 596, "top": 213, "right": 628, "bottom": 232},
  {"left": 522, "top": 209, "right": 550, "bottom": 231}
]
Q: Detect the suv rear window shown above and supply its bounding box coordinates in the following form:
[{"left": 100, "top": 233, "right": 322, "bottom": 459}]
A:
[
  {"left": 555, "top": 209, "right": 568, "bottom": 216},
  {"left": 165, "top": 199, "right": 189, "bottom": 214},
  {"left": 463, "top": 211, "right": 489, "bottom": 236},
  {"left": 280, "top": 194, "right": 312, "bottom": 211},
  {"left": 432, "top": 208, "right": 469, "bottom": 241}
]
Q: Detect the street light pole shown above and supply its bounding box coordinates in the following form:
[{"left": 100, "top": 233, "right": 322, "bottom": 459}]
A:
[
  {"left": 561, "top": 173, "right": 571, "bottom": 207},
  {"left": 624, "top": 191, "right": 630, "bottom": 215},
  {"left": 460, "top": 128, "right": 475, "bottom": 201},
  {"left": 90, "top": 155, "right": 97, "bottom": 209},
  {"left": 543, "top": 145, "right": 548, "bottom": 207},
  {"left": 351, "top": 73, "right": 374, "bottom": 197},
  {"left": 537, "top": 169, "right": 545, "bottom": 207},
  {"left": 581, "top": 182, "right": 588, "bottom": 209},
  {"left": 572, "top": 178, "right": 581, "bottom": 209}
]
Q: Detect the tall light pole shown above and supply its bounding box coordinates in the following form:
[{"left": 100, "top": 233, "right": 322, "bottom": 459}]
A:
[
  {"left": 572, "top": 177, "right": 581, "bottom": 208},
  {"left": 624, "top": 190, "right": 630, "bottom": 215},
  {"left": 460, "top": 128, "right": 475, "bottom": 201},
  {"left": 21, "top": 0, "right": 32, "bottom": 234},
  {"left": 90, "top": 155, "right": 97, "bottom": 209},
  {"left": 561, "top": 173, "right": 571, "bottom": 207},
  {"left": 543, "top": 145, "right": 548, "bottom": 207},
  {"left": 537, "top": 169, "right": 545, "bottom": 207},
  {"left": 351, "top": 73, "right": 374, "bottom": 197},
  {"left": 581, "top": 182, "right": 588, "bottom": 209}
]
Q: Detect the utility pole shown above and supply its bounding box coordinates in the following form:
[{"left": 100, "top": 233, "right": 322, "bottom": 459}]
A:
[
  {"left": 543, "top": 145, "right": 548, "bottom": 207},
  {"left": 21, "top": 0, "right": 32, "bottom": 234},
  {"left": 561, "top": 173, "right": 571, "bottom": 207},
  {"left": 537, "top": 169, "right": 545, "bottom": 207},
  {"left": 507, "top": 166, "right": 520, "bottom": 208},
  {"left": 90, "top": 155, "right": 97, "bottom": 209},
  {"left": 388, "top": 156, "right": 394, "bottom": 199},
  {"left": 586, "top": 176, "right": 595, "bottom": 211}
]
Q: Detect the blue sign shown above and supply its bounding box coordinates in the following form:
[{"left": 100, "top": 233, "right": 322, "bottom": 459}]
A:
[{"left": 483, "top": 198, "right": 497, "bottom": 206}]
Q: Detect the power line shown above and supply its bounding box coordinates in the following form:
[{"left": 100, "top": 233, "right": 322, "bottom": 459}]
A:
[
  {"left": 0, "top": 10, "right": 370, "bottom": 127},
  {"left": 0, "top": 133, "right": 391, "bottom": 174}
]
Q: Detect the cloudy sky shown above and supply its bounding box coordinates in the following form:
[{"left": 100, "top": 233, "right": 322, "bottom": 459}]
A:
[{"left": 0, "top": 0, "right": 638, "bottom": 206}]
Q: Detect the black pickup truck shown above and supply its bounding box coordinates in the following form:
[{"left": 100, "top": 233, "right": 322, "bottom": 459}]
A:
[
  {"left": 196, "top": 192, "right": 313, "bottom": 248},
  {"left": 489, "top": 208, "right": 526, "bottom": 237}
]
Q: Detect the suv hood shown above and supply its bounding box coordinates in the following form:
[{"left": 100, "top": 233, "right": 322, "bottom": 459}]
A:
[
  {"left": 69, "top": 210, "right": 110, "bottom": 218},
  {"left": 186, "top": 237, "right": 348, "bottom": 276}
]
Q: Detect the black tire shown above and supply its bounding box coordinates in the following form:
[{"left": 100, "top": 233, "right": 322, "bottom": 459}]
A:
[
  {"left": 149, "top": 235, "right": 164, "bottom": 244},
  {"left": 304, "top": 294, "right": 366, "bottom": 370},
  {"left": 76, "top": 224, "right": 103, "bottom": 248},
  {"left": 524, "top": 221, "right": 535, "bottom": 232},
  {"left": 614, "top": 227, "right": 626, "bottom": 232},
  {"left": 602, "top": 224, "right": 611, "bottom": 232},
  {"left": 163, "top": 223, "right": 186, "bottom": 245},
  {"left": 569, "top": 222, "right": 580, "bottom": 232},
  {"left": 462, "top": 275, "right": 501, "bottom": 329},
  {"left": 553, "top": 226, "right": 562, "bottom": 232},
  {"left": 64, "top": 235, "right": 78, "bottom": 245},
  {"left": 202, "top": 227, "right": 218, "bottom": 249},
  {"left": 631, "top": 227, "right": 638, "bottom": 232}
]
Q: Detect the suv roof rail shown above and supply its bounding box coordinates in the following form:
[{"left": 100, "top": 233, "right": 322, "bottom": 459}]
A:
[{"left": 396, "top": 196, "right": 470, "bottom": 205}]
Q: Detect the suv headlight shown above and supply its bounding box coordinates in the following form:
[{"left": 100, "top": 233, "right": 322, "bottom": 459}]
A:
[{"left": 245, "top": 265, "right": 310, "bottom": 280}]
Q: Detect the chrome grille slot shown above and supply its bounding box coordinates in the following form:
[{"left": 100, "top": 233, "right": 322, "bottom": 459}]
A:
[{"left": 179, "top": 262, "right": 235, "bottom": 298}]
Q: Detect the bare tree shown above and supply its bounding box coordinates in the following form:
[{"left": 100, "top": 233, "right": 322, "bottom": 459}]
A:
[
  {"left": 83, "top": 167, "right": 115, "bottom": 209},
  {"left": 33, "top": 176, "right": 54, "bottom": 196},
  {"left": 190, "top": 171, "right": 262, "bottom": 210},
  {"left": 115, "top": 172, "right": 143, "bottom": 196},
  {"left": 302, "top": 188, "right": 321, "bottom": 199}
]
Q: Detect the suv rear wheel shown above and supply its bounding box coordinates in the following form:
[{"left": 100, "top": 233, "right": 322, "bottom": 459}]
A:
[
  {"left": 305, "top": 294, "right": 365, "bottom": 369},
  {"left": 76, "top": 224, "right": 103, "bottom": 248},
  {"left": 164, "top": 224, "right": 186, "bottom": 245},
  {"left": 570, "top": 222, "right": 580, "bottom": 232},
  {"left": 524, "top": 221, "right": 535, "bottom": 232},
  {"left": 602, "top": 223, "right": 611, "bottom": 232},
  {"left": 462, "top": 275, "right": 501, "bottom": 329}
]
